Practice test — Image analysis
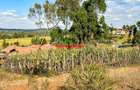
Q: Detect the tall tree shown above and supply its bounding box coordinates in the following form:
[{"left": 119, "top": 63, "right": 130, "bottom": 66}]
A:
[
  {"left": 136, "top": 21, "right": 140, "bottom": 30},
  {"left": 29, "top": 1, "right": 59, "bottom": 30},
  {"left": 83, "top": 0, "right": 106, "bottom": 39},
  {"left": 43, "top": 0, "right": 59, "bottom": 29},
  {"left": 56, "top": 0, "right": 80, "bottom": 30},
  {"left": 29, "top": 0, "right": 107, "bottom": 44},
  {"left": 99, "top": 16, "right": 109, "bottom": 37},
  {"left": 28, "top": 3, "right": 43, "bottom": 29}
]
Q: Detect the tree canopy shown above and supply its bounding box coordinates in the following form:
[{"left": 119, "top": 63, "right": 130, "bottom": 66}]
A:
[{"left": 29, "top": 0, "right": 108, "bottom": 44}]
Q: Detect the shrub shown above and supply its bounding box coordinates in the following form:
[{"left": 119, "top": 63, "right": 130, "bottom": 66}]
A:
[
  {"left": 31, "top": 36, "right": 41, "bottom": 45},
  {"left": 2, "top": 39, "right": 9, "bottom": 48},
  {"left": 31, "top": 36, "right": 47, "bottom": 45},
  {"left": 58, "top": 37, "right": 78, "bottom": 45},
  {"left": 49, "top": 28, "right": 63, "bottom": 43},
  {"left": 62, "top": 64, "right": 113, "bottom": 90},
  {"left": 14, "top": 41, "right": 19, "bottom": 46},
  {"left": 40, "top": 38, "right": 47, "bottom": 45}
]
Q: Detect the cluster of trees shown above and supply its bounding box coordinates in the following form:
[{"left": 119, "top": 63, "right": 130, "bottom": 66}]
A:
[
  {"left": 29, "top": 0, "right": 110, "bottom": 44},
  {"left": 0, "top": 32, "right": 35, "bottom": 39},
  {"left": 122, "top": 20, "right": 140, "bottom": 45}
]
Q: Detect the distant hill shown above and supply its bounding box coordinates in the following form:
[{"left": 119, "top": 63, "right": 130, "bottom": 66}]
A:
[{"left": 0, "top": 28, "right": 46, "bottom": 32}]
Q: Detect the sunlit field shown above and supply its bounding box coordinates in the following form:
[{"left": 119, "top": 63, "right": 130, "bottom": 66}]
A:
[{"left": 0, "top": 36, "right": 51, "bottom": 49}]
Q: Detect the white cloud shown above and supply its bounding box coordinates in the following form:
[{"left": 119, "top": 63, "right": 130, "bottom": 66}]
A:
[
  {"left": 105, "top": 0, "right": 140, "bottom": 28},
  {"left": 0, "top": 10, "right": 37, "bottom": 29},
  {"left": 0, "top": 10, "right": 18, "bottom": 17}
]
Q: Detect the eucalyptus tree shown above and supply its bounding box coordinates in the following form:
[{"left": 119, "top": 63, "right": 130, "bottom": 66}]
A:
[
  {"left": 136, "top": 21, "right": 140, "bottom": 30},
  {"left": 28, "top": 3, "right": 43, "bottom": 29},
  {"left": 83, "top": 0, "right": 107, "bottom": 40},
  {"left": 28, "top": 1, "right": 59, "bottom": 30},
  {"left": 29, "top": 0, "right": 107, "bottom": 44},
  {"left": 98, "top": 16, "right": 109, "bottom": 39},
  {"left": 56, "top": 0, "right": 107, "bottom": 43},
  {"left": 43, "top": 0, "right": 59, "bottom": 29},
  {"left": 56, "top": 0, "right": 81, "bottom": 30}
]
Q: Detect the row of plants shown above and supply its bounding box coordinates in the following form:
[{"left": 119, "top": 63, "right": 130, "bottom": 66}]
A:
[{"left": 2, "top": 47, "right": 140, "bottom": 75}]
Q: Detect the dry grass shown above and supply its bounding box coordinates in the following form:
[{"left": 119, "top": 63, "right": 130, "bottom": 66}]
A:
[
  {"left": 0, "top": 66, "right": 140, "bottom": 90},
  {"left": 108, "top": 66, "right": 140, "bottom": 90}
]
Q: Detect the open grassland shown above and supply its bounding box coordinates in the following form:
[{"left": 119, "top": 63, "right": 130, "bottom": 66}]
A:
[{"left": 0, "top": 36, "right": 51, "bottom": 49}]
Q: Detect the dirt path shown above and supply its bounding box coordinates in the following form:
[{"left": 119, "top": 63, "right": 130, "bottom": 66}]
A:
[{"left": 0, "top": 74, "right": 69, "bottom": 90}]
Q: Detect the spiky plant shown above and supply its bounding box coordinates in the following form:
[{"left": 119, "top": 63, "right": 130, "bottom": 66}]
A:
[{"left": 62, "top": 64, "right": 113, "bottom": 90}]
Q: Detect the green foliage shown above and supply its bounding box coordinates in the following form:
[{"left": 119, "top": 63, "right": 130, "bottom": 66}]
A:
[
  {"left": 49, "top": 28, "right": 63, "bottom": 43},
  {"left": 29, "top": 0, "right": 108, "bottom": 44},
  {"left": 31, "top": 36, "right": 47, "bottom": 45},
  {"left": 49, "top": 28, "right": 78, "bottom": 44},
  {"left": 58, "top": 37, "right": 78, "bottom": 44},
  {"left": 62, "top": 64, "right": 113, "bottom": 90},
  {"left": 135, "top": 31, "right": 140, "bottom": 44},
  {"left": 136, "top": 21, "right": 140, "bottom": 30}
]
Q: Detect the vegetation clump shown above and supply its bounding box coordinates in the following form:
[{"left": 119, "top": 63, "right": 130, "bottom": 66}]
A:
[
  {"left": 31, "top": 36, "right": 47, "bottom": 45},
  {"left": 62, "top": 64, "right": 113, "bottom": 90}
]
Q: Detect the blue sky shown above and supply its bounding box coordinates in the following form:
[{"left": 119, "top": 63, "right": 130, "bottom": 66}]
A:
[{"left": 0, "top": 0, "right": 140, "bottom": 29}]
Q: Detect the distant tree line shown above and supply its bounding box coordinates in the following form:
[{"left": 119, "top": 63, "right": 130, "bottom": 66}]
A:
[
  {"left": 122, "top": 20, "right": 140, "bottom": 45},
  {"left": 0, "top": 31, "right": 48, "bottom": 39}
]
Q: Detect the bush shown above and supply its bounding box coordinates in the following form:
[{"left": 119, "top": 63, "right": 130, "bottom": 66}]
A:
[
  {"left": 62, "top": 64, "right": 113, "bottom": 90},
  {"left": 40, "top": 38, "right": 47, "bottom": 45},
  {"left": 13, "top": 41, "right": 19, "bottom": 46},
  {"left": 2, "top": 39, "right": 9, "bottom": 48},
  {"left": 58, "top": 37, "right": 78, "bottom": 45},
  {"left": 49, "top": 28, "right": 63, "bottom": 43},
  {"left": 31, "top": 36, "right": 47, "bottom": 45}
]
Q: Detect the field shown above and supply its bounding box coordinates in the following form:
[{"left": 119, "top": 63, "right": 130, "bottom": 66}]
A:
[
  {"left": 1, "top": 0, "right": 140, "bottom": 90},
  {"left": 0, "top": 41, "right": 140, "bottom": 90},
  {"left": 0, "top": 66, "right": 140, "bottom": 90},
  {"left": 0, "top": 46, "right": 139, "bottom": 90},
  {"left": 0, "top": 36, "right": 51, "bottom": 49}
]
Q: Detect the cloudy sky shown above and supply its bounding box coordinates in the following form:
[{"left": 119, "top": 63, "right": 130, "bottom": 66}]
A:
[
  {"left": 0, "top": 0, "right": 140, "bottom": 29},
  {"left": 105, "top": 0, "right": 140, "bottom": 28}
]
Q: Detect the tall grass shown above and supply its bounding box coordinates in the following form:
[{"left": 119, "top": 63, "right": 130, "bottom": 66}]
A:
[{"left": 2, "top": 46, "right": 140, "bottom": 75}]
